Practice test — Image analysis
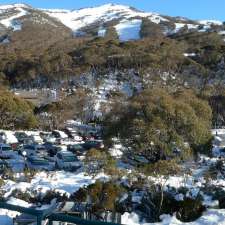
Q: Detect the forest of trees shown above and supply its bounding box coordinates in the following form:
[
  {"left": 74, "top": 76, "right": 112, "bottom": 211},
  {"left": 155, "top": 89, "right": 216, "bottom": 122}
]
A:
[{"left": 104, "top": 88, "right": 212, "bottom": 163}]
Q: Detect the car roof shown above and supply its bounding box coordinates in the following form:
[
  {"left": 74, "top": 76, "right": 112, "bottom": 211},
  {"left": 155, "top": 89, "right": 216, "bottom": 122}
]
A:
[
  {"left": 0, "top": 144, "right": 11, "bottom": 147},
  {"left": 58, "top": 151, "right": 75, "bottom": 156}
]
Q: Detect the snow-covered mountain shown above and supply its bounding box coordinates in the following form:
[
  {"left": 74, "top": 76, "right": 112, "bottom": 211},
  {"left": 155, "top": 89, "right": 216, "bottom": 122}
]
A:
[{"left": 0, "top": 3, "right": 224, "bottom": 42}]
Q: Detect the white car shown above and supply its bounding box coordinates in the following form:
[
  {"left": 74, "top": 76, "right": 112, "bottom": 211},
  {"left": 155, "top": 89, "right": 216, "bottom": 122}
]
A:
[
  {"left": 55, "top": 151, "right": 82, "bottom": 171},
  {"left": 0, "top": 144, "right": 15, "bottom": 158}
]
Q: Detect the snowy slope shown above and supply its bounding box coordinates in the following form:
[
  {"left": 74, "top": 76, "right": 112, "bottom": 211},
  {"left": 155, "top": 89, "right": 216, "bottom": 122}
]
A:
[
  {"left": 44, "top": 3, "right": 168, "bottom": 33},
  {"left": 0, "top": 3, "right": 224, "bottom": 41},
  {"left": 0, "top": 4, "right": 28, "bottom": 30}
]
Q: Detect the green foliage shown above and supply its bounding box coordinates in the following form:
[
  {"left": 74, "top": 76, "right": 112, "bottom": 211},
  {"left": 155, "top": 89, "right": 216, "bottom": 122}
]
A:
[
  {"left": 104, "top": 88, "right": 212, "bottom": 163},
  {"left": 86, "top": 181, "right": 125, "bottom": 212},
  {"left": 105, "top": 26, "right": 119, "bottom": 40},
  {"left": 140, "top": 18, "right": 163, "bottom": 39},
  {"left": 0, "top": 89, "right": 37, "bottom": 129},
  {"left": 84, "top": 148, "right": 117, "bottom": 176},
  {"left": 141, "top": 159, "right": 181, "bottom": 176},
  {"left": 176, "top": 197, "right": 205, "bottom": 222}
]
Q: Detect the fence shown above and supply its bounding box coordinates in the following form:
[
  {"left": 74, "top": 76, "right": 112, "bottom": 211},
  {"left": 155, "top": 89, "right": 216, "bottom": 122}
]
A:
[{"left": 0, "top": 202, "right": 121, "bottom": 225}]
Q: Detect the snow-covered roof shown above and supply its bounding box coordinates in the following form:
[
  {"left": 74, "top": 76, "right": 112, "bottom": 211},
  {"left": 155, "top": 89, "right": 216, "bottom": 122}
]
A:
[{"left": 0, "top": 130, "right": 18, "bottom": 144}]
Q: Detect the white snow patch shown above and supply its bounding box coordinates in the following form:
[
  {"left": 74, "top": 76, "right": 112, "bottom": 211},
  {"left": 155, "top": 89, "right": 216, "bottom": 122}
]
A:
[
  {"left": 115, "top": 19, "right": 142, "bottom": 41},
  {"left": 98, "top": 27, "right": 106, "bottom": 37},
  {"left": 122, "top": 209, "right": 225, "bottom": 225},
  {"left": 199, "top": 20, "right": 223, "bottom": 26},
  {"left": 3, "top": 171, "right": 108, "bottom": 197}
]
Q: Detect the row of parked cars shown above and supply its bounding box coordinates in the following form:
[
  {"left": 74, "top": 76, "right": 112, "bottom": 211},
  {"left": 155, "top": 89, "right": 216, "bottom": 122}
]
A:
[{"left": 0, "top": 127, "right": 104, "bottom": 172}]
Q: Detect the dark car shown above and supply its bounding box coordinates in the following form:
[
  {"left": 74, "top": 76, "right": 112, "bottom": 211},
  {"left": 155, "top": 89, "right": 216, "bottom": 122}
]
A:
[
  {"left": 67, "top": 144, "right": 85, "bottom": 155},
  {"left": 0, "top": 159, "right": 7, "bottom": 172},
  {"left": 14, "top": 132, "right": 29, "bottom": 144},
  {"left": 82, "top": 140, "right": 104, "bottom": 150},
  {"left": 43, "top": 142, "right": 62, "bottom": 157}
]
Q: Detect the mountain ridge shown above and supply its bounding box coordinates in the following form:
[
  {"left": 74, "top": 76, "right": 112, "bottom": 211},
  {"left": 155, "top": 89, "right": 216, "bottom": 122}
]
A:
[{"left": 0, "top": 3, "right": 224, "bottom": 41}]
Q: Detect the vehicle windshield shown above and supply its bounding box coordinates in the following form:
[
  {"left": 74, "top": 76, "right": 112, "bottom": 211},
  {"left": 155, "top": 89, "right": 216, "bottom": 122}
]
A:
[
  {"left": 25, "top": 146, "right": 35, "bottom": 150},
  {"left": 62, "top": 155, "right": 77, "bottom": 162},
  {"left": 2, "top": 146, "right": 12, "bottom": 151},
  {"left": 30, "top": 158, "right": 49, "bottom": 165},
  {"left": 73, "top": 145, "right": 83, "bottom": 150}
]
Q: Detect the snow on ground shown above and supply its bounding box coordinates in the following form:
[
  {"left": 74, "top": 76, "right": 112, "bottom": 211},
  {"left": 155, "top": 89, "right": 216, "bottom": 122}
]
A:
[
  {"left": 88, "top": 71, "right": 142, "bottom": 118},
  {"left": 3, "top": 171, "right": 108, "bottom": 197},
  {"left": 115, "top": 19, "right": 142, "bottom": 41},
  {"left": 199, "top": 20, "right": 223, "bottom": 26},
  {"left": 122, "top": 209, "right": 225, "bottom": 225},
  {"left": 0, "top": 130, "right": 18, "bottom": 144},
  {"left": 212, "top": 129, "right": 225, "bottom": 135},
  {"left": 184, "top": 53, "right": 196, "bottom": 57}
]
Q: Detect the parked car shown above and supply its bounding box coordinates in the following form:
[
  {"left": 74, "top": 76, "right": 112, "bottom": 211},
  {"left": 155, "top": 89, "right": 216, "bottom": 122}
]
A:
[
  {"left": 67, "top": 144, "right": 85, "bottom": 155},
  {"left": 52, "top": 130, "right": 68, "bottom": 139},
  {"left": 5, "top": 153, "right": 25, "bottom": 172},
  {"left": 123, "top": 154, "right": 149, "bottom": 167},
  {"left": 0, "top": 159, "right": 7, "bottom": 172},
  {"left": 65, "top": 128, "right": 83, "bottom": 142},
  {"left": 26, "top": 155, "right": 55, "bottom": 171},
  {"left": 14, "top": 132, "right": 29, "bottom": 144},
  {"left": 55, "top": 151, "right": 82, "bottom": 171},
  {"left": 42, "top": 142, "right": 62, "bottom": 157},
  {"left": 40, "top": 132, "right": 56, "bottom": 143},
  {"left": 0, "top": 144, "right": 15, "bottom": 159},
  {"left": 82, "top": 140, "right": 104, "bottom": 150},
  {"left": 20, "top": 144, "right": 46, "bottom": 156}
]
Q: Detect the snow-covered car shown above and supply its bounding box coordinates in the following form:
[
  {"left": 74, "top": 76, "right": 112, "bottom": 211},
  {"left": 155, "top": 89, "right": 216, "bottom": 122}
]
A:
[
  {"left": 52, "top": 130, "right": 68, "bottom": 139},
  {"left": 25, "top": 155, "right": 55, "bottom": 171},
  {"left": 55, "top": 151, "right": 82, "bottom": 171},
  {"left": 0, "top": 144, "right": 15, "bottom": 158},
  {"left": 40, "top": 132, "right": 56, "bottom": 143},
  {"left": 5, "top": 153, "right": 25, "bottom": 172}
]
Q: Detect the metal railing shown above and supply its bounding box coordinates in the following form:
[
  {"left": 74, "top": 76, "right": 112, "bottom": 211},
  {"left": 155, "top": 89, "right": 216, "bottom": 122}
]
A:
[{"left": 0, "top": 202, "right": 121, "bottom": 225}]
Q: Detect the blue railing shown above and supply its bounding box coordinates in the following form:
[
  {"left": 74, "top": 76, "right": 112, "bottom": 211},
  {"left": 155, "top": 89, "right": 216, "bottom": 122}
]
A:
[{"left": 0, "top": 202, "right": 121, "bottom": 225}]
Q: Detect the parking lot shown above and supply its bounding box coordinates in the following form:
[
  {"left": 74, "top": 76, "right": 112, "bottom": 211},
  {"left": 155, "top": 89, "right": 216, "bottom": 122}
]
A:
[{"left": 0, "top": 122, "right": 104, "bottom": 173}]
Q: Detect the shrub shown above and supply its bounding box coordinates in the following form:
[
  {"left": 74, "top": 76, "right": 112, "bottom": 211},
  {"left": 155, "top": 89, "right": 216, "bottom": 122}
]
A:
[
  {"left": 141, "top": 159, "right": 181, "bottom": 176},
  {"left": 176, "top": 197, "right": 205, "bottom": 222}
]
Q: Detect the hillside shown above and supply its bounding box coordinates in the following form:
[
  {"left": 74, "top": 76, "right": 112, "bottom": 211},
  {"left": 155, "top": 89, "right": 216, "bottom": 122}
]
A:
[{"left": 0, "top": 3, "right": 225, "bottom": 124}]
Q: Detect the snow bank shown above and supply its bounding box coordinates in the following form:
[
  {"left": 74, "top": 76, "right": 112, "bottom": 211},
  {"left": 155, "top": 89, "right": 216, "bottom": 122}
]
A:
[
  {"left": 3, "top": 171, "right": 108, "bottom": 197},
  {"left": 122, "top": 209, "right": 225, "bottom": 225},
  {"left": 0, "top": 130, "right": 18, "bottom": 144}
]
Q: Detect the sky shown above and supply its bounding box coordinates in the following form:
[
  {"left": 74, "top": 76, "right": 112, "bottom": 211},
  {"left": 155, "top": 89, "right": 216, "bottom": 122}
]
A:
[{"left": 0, "top": 0, "right": 225, "bottom": 21}]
